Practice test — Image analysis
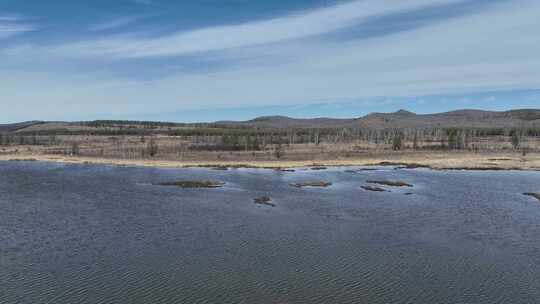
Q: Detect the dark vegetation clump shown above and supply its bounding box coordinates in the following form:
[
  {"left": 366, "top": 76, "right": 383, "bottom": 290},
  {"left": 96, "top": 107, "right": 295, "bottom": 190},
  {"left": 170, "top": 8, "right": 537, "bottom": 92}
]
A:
[
  {"left": 211, "top": 166, "right": 229, "bottom": 171},
  {"left": 361, "top": 185, "right": 388, "bottom": 192},
  {"left": 157, "top": 180, "right": 225, "bottom": 188},
  {"left": 444, "top": 167, "right": 521, "bottom": 171},
  {"left": 396, "top": 163, "right": 430, "bottom": 169},
  {"left": 289, "top": 181, "right": 332, "bottom": 188},
  {"left": 366, "top": 180, "right": 413, "bottom": 187},
  {"left": 374, "top": 162, "right": 429, "bottom": 169},
  {"left": 523, "top": 192, "right": 540, "bottom": 202},
  {"left": 346, "top": 168, "right": 380, "bottom": 173},
  {"left": 8, "top": 158, "right": 37, "bottom": 162},
  {"left": 254, "top": 195, "right": 275, "bottom": 207},
  {"left": 277, "top": 168, "right": 295, "bottom": 172}
]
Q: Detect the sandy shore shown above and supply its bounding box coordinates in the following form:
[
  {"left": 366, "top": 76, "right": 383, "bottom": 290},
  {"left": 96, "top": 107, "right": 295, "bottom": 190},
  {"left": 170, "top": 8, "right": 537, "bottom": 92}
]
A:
[{"left": 2, "top": 152, "right": 540, "bottom": 171}]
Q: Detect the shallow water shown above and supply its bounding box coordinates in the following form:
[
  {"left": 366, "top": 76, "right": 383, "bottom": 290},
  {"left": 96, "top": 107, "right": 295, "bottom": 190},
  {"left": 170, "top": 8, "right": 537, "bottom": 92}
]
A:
[{"left": 1, "top": 161, "right": 540, "bottom": 304}]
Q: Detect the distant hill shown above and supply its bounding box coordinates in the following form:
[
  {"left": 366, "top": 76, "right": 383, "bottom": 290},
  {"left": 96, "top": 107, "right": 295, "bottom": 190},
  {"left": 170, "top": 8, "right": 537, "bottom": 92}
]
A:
[
  {"left": 0, "top": 121, "right": 43, "bottom": 133},
  {"left": 218, "top": 109, "right": 540, "bottom": 129},
  {"left": 4, "top": 109, "right": 540, "bottom": 134},
  {"left": 216, "top": 115, "right": 355, "bottom": 129},
  {"left": 353, "top": 109, "right": 540, "bottom": 129}
]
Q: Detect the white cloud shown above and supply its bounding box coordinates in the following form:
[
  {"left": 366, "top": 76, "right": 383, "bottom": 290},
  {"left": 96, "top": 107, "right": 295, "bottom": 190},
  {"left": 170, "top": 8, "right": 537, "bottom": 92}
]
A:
[
  {"left": 0, "top": 23, "right": 35, "bottom": 40},
  {"left": 89, "top": 16, "right": 141, "bottom": 32},
  {"left": 0, "top": 14, "right": 35, "bottom": 40},
  {"left": 53, "top": 0, "right": 462, "bottom": 58},
  {"left": 1, "top": 0, "right": 540, "bottom": 122},
  {"left": 0, "top": 15, "right": 22, "bottom": 22}
]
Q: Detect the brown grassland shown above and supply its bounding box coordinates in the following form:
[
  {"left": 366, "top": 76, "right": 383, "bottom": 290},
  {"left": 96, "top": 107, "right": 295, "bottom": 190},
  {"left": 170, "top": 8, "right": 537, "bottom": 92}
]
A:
[
  {"left": 2, "top": 111, "right": 540, "bottom": 170},
  {"left": 1, "top": 135, "right": 539, "bottom": 170}
]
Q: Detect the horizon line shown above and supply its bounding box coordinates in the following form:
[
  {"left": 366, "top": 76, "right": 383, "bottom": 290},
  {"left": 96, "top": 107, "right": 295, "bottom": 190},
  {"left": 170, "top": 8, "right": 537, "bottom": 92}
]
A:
[{"left": 3, "top": 107, "right": 540, "bottom": 125}]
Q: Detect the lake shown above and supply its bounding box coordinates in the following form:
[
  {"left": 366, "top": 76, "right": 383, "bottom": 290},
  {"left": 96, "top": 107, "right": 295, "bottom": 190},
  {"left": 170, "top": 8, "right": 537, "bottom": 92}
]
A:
[{"left": 1, "top": 161, "right": 540, "bottom": 303}]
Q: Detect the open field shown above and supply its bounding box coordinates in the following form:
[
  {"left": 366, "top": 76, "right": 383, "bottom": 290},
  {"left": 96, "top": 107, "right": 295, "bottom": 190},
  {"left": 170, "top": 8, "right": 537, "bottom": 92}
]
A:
[{"left": 2, "top": 109, "right": 540, "bottom": 170}]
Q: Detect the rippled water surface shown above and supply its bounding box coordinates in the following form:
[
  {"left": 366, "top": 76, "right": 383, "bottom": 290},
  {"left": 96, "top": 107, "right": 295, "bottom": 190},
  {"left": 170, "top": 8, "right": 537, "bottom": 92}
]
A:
[{"left": 1, "top": 161, "right": 540, "bottom": 303}]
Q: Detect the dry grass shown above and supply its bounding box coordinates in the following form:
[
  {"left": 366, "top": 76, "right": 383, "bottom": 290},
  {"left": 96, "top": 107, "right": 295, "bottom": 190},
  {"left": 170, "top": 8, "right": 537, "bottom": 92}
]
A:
[{"left": 2, "top": 141, "right": 540, "bottom": 171}]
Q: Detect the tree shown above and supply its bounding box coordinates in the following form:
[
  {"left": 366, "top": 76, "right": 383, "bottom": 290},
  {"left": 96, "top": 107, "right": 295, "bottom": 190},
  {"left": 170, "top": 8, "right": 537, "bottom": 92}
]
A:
[
  {"left": 311, "top": 129, "right": 320, "bottom": 146},
  {"left": 251, "top": 136, "right": 260, "bottom": 151},
  {"left": 392, "top": 132, "right": 403, "bottom": 151},
  {"left": 48, "top": 135, "right": 57, "bottom": 146},
  {"left": 71, "top": 142, "right": 80, "bottom": 156},
  {"left": 274, "top": 142, "right": 283, "bottom": 159},
  {"left": 147, "top": 137, "right": 159, "bottom": 157},
  {"left": 447, "top": 129, "right": 458, "bottom": 150},
  {"left": 511, "top": 131, "right": 520, "bottom": 150},
  {"left": 287, "top": 128, "right": 295, "bottom": 146}
]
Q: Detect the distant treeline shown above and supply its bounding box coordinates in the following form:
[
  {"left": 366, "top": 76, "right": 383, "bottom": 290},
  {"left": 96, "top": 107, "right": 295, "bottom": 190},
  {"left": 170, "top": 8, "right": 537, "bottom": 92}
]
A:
[
  {"left": 80, "top": 120, "right": 188, "bottom": 129},
  {"left": 2, "top": 126, "right": 540, "bottom": 153},
  {"left": 12, "top": 124, "right": 540, "bottom": 137}
]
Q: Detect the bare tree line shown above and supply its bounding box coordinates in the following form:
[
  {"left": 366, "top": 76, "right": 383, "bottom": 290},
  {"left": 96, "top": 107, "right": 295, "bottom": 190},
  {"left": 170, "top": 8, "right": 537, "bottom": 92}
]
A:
[{"left": 1, "top": 126, "right": 539, "bottom": 159}]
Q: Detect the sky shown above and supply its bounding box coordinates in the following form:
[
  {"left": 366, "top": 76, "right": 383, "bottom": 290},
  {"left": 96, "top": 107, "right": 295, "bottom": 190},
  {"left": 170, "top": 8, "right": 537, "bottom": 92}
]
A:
[{"left": 1, "top": 0, "right": 539, "bottom": 123}]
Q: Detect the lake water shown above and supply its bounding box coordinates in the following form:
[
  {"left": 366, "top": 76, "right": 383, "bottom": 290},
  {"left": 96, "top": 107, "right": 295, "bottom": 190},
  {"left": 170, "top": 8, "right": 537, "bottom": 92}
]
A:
[{"left": 1, "top": 161, "right": 540, "bottom": 304}]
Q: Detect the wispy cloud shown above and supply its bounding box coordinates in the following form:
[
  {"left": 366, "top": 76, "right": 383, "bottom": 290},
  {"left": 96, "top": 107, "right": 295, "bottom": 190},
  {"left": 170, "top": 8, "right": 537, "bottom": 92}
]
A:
[
  {"left": 0, "top": 14, "right": 35, "bottom": 40},
  {"left": 0, "top": 15, "right": 22, "bottom": 22},
  {"left": 89, "top": 16, "right": 141, "bottom": 32},
  {"left": 132, "top": 0, "right": 153, "bottom": 5},
  {"left": 1, "top": 0, "right": 540, "bottom": 122},
  {"left": 54, "top": 0, "right": 462, "bottom": 58}
]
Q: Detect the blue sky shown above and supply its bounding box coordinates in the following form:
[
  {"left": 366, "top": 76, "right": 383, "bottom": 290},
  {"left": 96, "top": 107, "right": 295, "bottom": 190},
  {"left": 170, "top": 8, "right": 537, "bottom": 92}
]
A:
[{"left": 1, "top": 0, "right": 539, "bottom": 123}]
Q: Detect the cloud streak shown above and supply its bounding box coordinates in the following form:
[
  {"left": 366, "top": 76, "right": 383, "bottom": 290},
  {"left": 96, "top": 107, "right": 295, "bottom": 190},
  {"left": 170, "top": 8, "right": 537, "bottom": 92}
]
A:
[
  {"left": 54, "top": 0, "right": 463, "bottom": 58},
  {"left": 0, "top": 15, "right": 35, "bottom": 40},
  {"left": 1, "top": 0, "right": 540, "bottom": 122},
  {"left": 89, "top": 16, "right": 142, "bottom": 32},
  {"left": 132, "top": 0, "right": 152, "bottom": 5}
]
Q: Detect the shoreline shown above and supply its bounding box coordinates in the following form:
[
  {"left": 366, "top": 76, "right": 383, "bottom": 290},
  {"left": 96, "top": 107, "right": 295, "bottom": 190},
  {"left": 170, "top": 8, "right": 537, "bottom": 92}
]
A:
[{"left": 1, "top": 152, "right": 540, "bottom": 171}]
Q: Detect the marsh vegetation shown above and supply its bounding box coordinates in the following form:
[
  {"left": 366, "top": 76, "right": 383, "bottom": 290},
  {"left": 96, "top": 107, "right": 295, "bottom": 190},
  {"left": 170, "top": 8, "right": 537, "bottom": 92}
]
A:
[{"left": 157, "top": 180, "right": 225, "bottom": 188}]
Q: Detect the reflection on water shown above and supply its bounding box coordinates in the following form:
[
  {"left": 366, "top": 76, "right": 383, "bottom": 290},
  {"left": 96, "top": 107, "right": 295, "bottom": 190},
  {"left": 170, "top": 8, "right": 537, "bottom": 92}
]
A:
[{"left": 1, "top": 161, "right": 540, "bottom": 303}]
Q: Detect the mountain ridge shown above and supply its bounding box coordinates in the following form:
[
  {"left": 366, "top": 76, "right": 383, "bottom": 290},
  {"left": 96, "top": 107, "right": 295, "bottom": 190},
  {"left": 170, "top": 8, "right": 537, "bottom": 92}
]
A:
[
  {"left": 216, "top": 109, "right": 540, "bottom": 129},
  {"left": 3, "top": 109, "right": 540, "bottom": 133}
]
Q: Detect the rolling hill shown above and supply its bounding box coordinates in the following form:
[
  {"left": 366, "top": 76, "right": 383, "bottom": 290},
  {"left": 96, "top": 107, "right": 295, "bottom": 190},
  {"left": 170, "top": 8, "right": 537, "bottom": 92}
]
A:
[
  {"left": 217, "top": 109, "right": 540, "bottom": 129},
  {"left": 3, "top": 109, "right": 540, "bottom": 134}
]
